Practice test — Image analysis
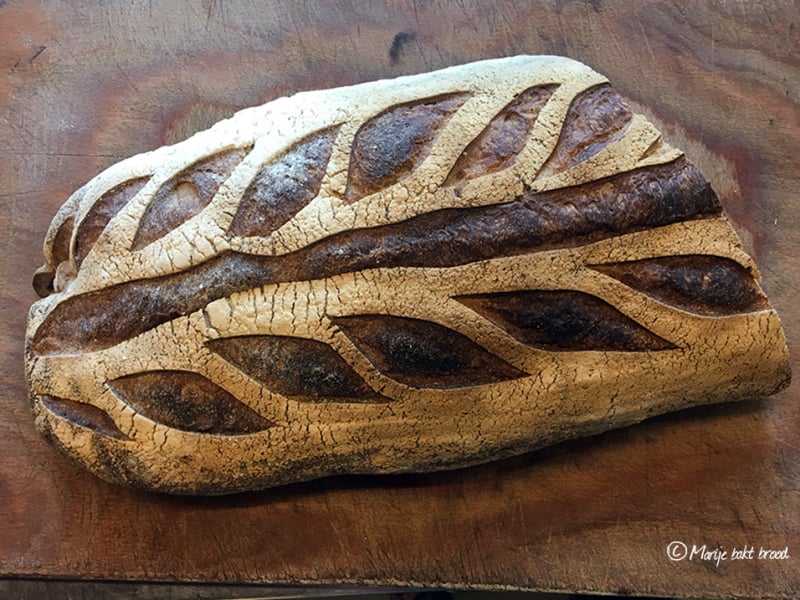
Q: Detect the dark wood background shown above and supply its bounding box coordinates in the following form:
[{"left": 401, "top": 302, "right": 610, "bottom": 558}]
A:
[{"left": 1, "top": 1, "right": 798, "bottom": 598}]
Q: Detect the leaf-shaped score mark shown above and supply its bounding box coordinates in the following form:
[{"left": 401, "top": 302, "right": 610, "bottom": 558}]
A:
[
  {"left": 537, "top": 84, "right": 633, "bottom": 179},
  {"left": 39, "top": 395, "right": 129, "bottom": 440},
  {"left": 445, "top": 85, "right": 556, "bottom": 185},
  {"left": 228, "top": 128, "right": 338, "bottom": 238},
  {"left": 592, "top": 256, "right": 769, "bottom": 316},
  {"left": 207, "top": 335, "right": 389, "bottom": 402},
  {"left": 108, "top": 370, "right": 273, "bottom": 435},
  {"left": 456, "top": 290, "right": 676, "bottom": 351},
  {"left": 32, "top": 189, "right": 84, "bottom": 298},
  {"left": 131, "top": 147, "right": 250, "bottom": 251},
  {"left": 74, "top": 177, "right": 150, "bottom": 266},
  {"left": 332, "top": 315, "right": 527, "bottom": 389},
  {"left": 344, "top": 93, "right": 471, "bottom": 202}
]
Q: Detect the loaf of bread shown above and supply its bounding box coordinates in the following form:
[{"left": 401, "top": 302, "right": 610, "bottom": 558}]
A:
[{"left": 26, "top": 56, "right": 790, "bottom": 494}]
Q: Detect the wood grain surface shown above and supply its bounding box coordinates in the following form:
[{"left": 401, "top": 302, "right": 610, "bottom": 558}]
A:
[{"left": 1, "top": 1, "right": 798, "bottom": 598}]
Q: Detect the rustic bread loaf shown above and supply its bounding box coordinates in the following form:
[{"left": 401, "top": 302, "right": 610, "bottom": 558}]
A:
[{"left": 26, "top": 56, "right": 790, "bottom": 494}]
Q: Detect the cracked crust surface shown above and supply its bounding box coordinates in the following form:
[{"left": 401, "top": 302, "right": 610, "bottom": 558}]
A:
[{"left": 25, "top": 55, "right": 790, "bottom": 494}]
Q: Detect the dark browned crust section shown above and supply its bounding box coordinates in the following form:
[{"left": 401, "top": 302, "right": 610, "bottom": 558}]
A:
[
  {"left": 456, "top": 290, "right": 677, "bottom": 351},
  {"left": 344, "top": 93, "right": 470, "bottom": 202},
  {"left": 131, "top": 148, "right": 249, "bottom": 251},
  {"left": 593, "top": 255, "right": 770, "bottom": 315},
  {"left": 538, "top": 84, "right": 633, "bottom": 178},
  {"left": 31, "top": 158, "right": 721, "bottom": 355},
  {"left": 207, "top": 335, "right": 388, "bottom": 402},
  {"left": 228, "top": 128, "right": 337, "bottom": 238},
  {"left": 32, "top": 271, "right": 56, "bottom": 299},
  {"left": 308, "top": 158, "right": 720, "bottom": 275},
  {"left": 74, "top": 177, "right": 150, "bottom": 266},
  {"left": 33, "top": 210, "right": 78, "bottom": 298},
  {"left": 445, "top": 85, "right": 556, "bottom": 184},
  {"left": 332, "top": 315, "right": 527, "bottom": 388},
  {"left": 39, "top": 396, "right": 128, "bottom": 440},
  {"left": 51, "top": 216, "right": 75, "bottom": 273},
  {"left": 108, "top": 370, "right": 273, "bottom": 434}
]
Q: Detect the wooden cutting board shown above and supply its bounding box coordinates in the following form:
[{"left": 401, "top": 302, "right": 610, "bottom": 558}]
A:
[{"left": 1, "top": 1, "right": 798, "bottom": 598}]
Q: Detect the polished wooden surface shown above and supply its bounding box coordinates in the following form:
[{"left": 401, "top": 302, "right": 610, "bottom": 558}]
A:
[{"left": 1, "top": 1, "right": 798, "bottom": 598}]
